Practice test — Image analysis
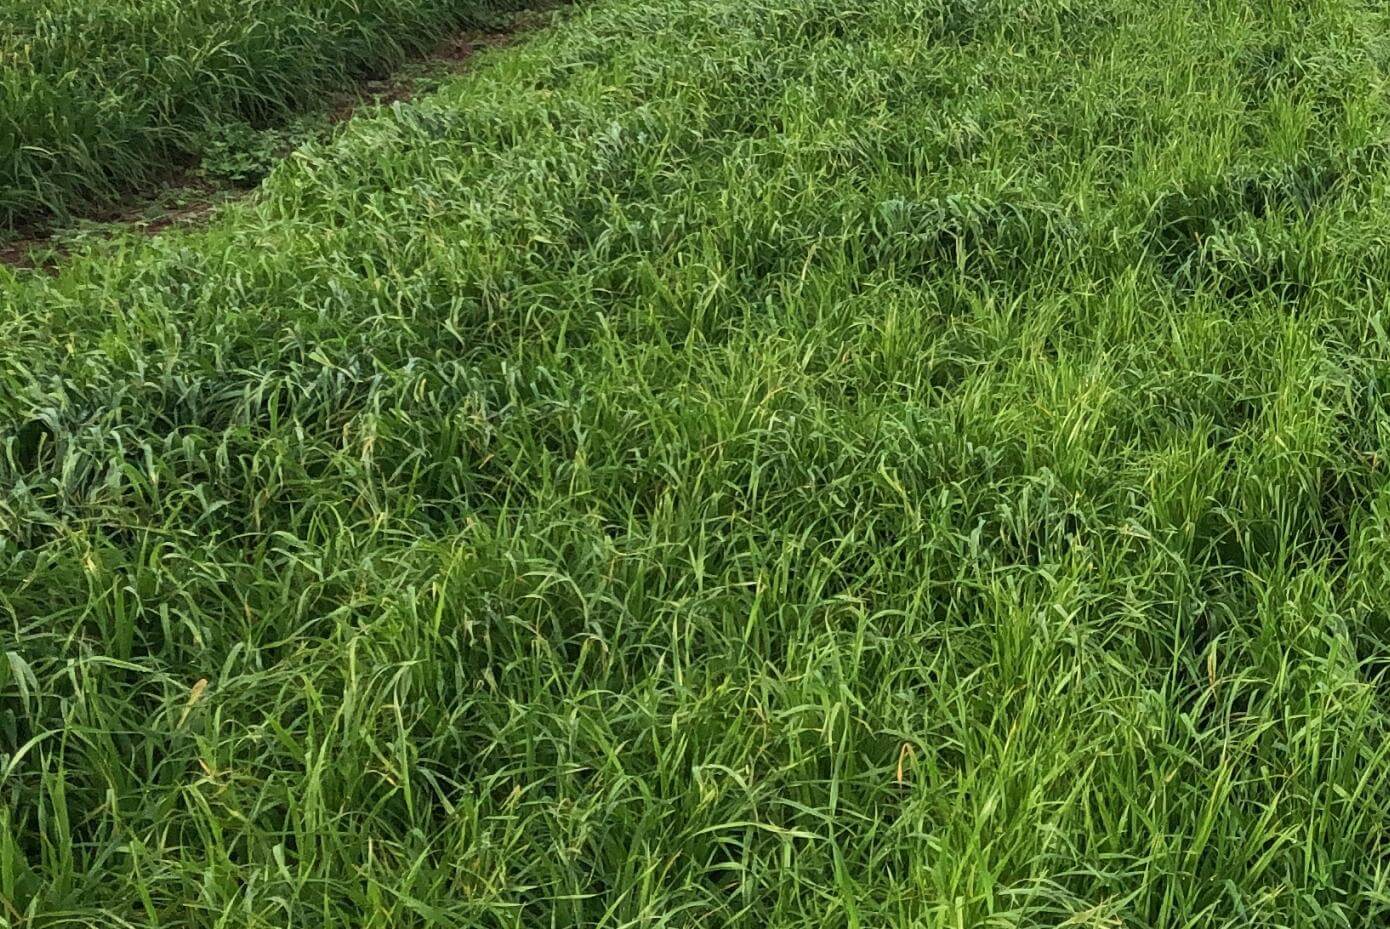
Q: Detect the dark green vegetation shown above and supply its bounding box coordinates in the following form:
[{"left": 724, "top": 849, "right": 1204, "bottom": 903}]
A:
[
  {"left": 5, "top": 0, "right": 1390, "bottom": 924},
  {"left": 0, "top": 0, "right": 521, "bottom": 224}
]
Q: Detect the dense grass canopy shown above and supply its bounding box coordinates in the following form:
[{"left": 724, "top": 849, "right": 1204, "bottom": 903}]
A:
[{"left": 5, "top": 0, "right": 1390, "bottom": 925}]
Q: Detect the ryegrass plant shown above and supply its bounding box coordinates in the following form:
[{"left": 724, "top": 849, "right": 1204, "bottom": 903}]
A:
[
  {"left": 0, "top": 0, "right": 521, "bottom": 224},
  {"left": 5, "top": 0, "right": 1390, "bottom": 925}
]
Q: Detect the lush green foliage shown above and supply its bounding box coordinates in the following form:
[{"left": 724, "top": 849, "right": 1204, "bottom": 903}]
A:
[
  {"left": 0, "top": 0, "right": 513, "bottom": 223},
  {"left": 5, "top": 0, "right": 1390, "bottom": 924}
]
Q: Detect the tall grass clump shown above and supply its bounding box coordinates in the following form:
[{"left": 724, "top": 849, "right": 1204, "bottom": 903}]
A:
[
  {"left": 0, "top": 0, "right": 522, "bottom": 224},
  {"left": 5, "top": 0, "right": 1390, "bottom": 925}
]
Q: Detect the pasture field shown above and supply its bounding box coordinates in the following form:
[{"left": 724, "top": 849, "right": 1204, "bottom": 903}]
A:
[
  {"left": 0, "top": 0, "right": 518, "bottom": 223},
  {"left": 5, "top": 0, "right": 1390, "bottom": 925}
]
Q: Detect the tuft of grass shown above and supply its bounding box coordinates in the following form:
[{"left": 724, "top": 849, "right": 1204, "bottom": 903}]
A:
[{"left": 5, "top": 0, "right": 1390, "bottom": 925}]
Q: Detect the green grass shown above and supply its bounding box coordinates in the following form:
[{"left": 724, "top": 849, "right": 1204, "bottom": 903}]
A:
[
  {"left": 0, "top": 0, "right": 522, "bottom": 224},
  {"left": 5, "top": 0, "right": 1390, "bottom": 924}
]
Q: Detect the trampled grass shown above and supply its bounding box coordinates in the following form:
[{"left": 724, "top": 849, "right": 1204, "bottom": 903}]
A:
[
  {"left": 5, "top": 0, "right": 1390, "bottom": 925},
  {"left": 0, "top": 0, "right": 521, "bottom": 224}
]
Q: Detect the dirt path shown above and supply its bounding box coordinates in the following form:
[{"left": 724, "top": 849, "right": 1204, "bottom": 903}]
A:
[{"left": 0, "top": 8, "right": 559, "bottom": 271}]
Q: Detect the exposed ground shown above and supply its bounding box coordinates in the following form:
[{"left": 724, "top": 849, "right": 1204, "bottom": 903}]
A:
[{"left": 0, "top": 11, "right": 548, "bottom": 269}]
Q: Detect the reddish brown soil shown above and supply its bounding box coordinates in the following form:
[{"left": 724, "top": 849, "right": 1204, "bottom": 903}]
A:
[{"left": 0, "top": 9, "right": 558, "bottom": 270}]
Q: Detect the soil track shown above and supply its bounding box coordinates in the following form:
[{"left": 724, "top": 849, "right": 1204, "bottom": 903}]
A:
[{"left": 0, "top": 10, "right": 555, "bottom": 270}]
